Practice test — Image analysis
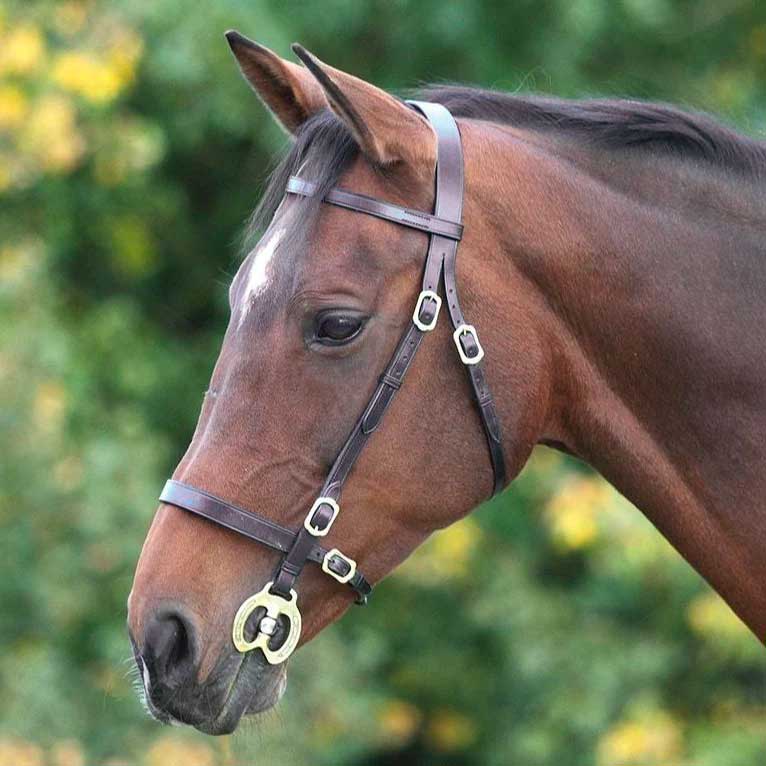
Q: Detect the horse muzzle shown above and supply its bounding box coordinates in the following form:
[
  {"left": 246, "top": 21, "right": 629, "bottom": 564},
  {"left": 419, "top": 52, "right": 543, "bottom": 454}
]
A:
[{"left": 128, "top": 603, "right": 286, "bottom": 734}]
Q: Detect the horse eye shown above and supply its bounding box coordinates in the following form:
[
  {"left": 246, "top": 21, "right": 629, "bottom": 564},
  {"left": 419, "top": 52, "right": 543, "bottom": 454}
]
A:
[{"left": 315, "top": 312, "right": 365, "bottom": 345}]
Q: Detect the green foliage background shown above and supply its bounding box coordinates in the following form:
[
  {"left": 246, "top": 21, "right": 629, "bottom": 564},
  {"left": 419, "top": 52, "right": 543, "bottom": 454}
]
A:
[{"left": 1, "top": 1, "right": 765, "bottom": 764}]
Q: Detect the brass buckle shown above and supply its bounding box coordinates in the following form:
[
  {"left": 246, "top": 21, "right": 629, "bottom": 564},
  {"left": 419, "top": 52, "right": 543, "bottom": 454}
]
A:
[
  {"left": 303, "top": 496, "right": 340, "bottom": 537},
  {"left": 322, "top": 548, "right": 357, "bottom": 584},
  {"left": 232, "top": 581, "right": 302, "bottom": 664},
  {"left": 453, "top": 324, "right": 485, "bottom": 365},
  {"left": 412, "top": 290, "right": 442, "bottom": 332}
]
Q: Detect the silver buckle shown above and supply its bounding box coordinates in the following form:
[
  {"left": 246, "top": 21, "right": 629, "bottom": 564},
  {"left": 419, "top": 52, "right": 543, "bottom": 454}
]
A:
[
  {"left": 412, "top": 290, "right": 442, "bottom": 331},
  {"left": 303, "top": 497, "right": 339, "bottom": 537},
  {"left": 453, "top": 324, "right": 485, "bottom": 364},
  {"left": 322, "top": 548, "right": 357, "bottom": 584}
]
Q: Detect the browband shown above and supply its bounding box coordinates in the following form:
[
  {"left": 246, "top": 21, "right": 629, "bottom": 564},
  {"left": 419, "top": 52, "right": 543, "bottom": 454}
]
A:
[{"left": 285, "top": 177, "right": 464, "bottom": 240}]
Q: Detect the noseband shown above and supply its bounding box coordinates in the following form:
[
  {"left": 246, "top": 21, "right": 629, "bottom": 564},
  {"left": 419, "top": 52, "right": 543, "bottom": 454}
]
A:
[{"left": 159, "top": 101, "right": 507, "bottom": 665}]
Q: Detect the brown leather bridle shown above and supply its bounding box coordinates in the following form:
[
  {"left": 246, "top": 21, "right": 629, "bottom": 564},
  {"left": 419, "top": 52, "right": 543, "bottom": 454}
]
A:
[{"left": 159, "top": 101, "right": 507, "bottom": 664}]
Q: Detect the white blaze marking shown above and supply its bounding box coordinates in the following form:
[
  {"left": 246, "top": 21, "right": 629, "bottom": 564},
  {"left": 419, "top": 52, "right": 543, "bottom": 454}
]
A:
[{"left": 238, "top": 227, "right": 285, "bottom": 327}]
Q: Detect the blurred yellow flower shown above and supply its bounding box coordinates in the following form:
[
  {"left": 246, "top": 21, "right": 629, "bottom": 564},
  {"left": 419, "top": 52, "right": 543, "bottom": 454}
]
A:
[
  {"left": 106, "top": 26, "right": 143, "bottom": 83},
  {"left": 0, "top": 244, "right": 21, "bottom": 279},
  {"left": 144, "top": 736, "right": 215, "bottom": 766},
  {"left": 433, "top": 518, "right": 481, "bottom": 568},
  {"left": 597, "top": 710, "right": 682, "bottom": 766},
  {"left": 45, "top": 134, "right": 86, "bottom": 172},
  {"left": 52, "top": 51, "right": 123, "bottom": 105},
  {"left": 425, "top": 709, "right": 477, "bottom": 752},
  {"left": 545, "top": 476, "right": 608, "bottom": 550},
  {"left": 0, "top": 238, "right": 43, "bottom": 282},
  {"left": 21, "top": 94, "right": 85, "bottom": 173},
  {"left": 377, "top": 699, "right": 422, "bottom": 745},
  {"left": 396, "top": 516, "right": 482, "bottom": 584},
  {"left": 0, "top": 738, "right": 44, "bottom": 766},
  {"left": 0, "top": 84, "right": 28, "bottom": 129},
  {"left": 687, "top": 591, "right": 749, "bottom": 642},
  {"left": 50, "top": 739, "right": 85, "bottom": 766},
  {"left": 0, "top": 24, "right": 45, "bottom": 75},
  {"left": 33, "top": 380, "right": 67, "bottom": 431}
]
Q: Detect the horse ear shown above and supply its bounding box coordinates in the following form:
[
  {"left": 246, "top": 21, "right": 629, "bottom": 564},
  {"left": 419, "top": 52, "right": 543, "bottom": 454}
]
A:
[
  {"left": 225, "top": 31, "right": 327, "bottom": 135},
  {"left": 291, "top": 44, "right": 436, "bottom": 170}
]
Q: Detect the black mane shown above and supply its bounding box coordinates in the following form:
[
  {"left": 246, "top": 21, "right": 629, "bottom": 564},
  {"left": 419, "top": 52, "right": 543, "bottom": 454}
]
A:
[
  {"left": 422, "top": 86, "right": 766, "bottom": 175},
  {"left": 247, "top": 86, "right": 766, "bottom": 250}
]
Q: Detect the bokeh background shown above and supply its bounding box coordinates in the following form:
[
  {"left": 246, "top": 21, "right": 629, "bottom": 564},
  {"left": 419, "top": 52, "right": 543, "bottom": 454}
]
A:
[{"left": 2, "top": 1, "right": 766, "bottom": 764}]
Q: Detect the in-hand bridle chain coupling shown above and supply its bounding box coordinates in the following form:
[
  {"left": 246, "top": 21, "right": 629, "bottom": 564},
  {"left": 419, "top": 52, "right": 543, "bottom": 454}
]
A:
[{"left": 158, "top": 101, "right": 507, "bottom": 665}]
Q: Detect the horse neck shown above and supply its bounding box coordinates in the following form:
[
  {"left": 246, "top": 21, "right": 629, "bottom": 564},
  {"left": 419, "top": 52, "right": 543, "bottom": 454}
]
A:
[{"left": 464, "top": 120, "right": 766, "bottom": 640}]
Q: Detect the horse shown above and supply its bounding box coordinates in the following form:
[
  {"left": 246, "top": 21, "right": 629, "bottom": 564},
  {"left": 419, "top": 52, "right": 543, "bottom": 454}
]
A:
[{"left": 127, "top": 30, "right": 766, "bottom": 734}]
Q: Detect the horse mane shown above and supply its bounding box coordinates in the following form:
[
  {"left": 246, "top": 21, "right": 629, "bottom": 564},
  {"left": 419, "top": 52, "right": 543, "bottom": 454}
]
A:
[
  {"left": 421, "top": 86, "right": 766, "bottom": 176},
  {"left": 247, "top": 85, "right": 766, "bottom": 251}
]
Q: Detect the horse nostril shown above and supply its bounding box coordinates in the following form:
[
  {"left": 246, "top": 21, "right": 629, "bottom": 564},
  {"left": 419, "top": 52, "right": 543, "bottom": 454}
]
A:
[{"left": 142, "top": 609, "right": 198, "bottom": 685}]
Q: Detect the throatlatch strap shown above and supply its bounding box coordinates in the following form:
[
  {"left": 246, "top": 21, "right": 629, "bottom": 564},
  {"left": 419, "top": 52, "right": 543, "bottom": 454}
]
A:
[{"left": 411, "top": 101, "right": 507, "bottom": 495}]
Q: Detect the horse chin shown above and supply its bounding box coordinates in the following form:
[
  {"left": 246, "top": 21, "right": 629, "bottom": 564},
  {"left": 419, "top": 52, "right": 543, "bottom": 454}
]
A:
[
  {"left": 194, "top": 654, "right": 287, "bottom": 735},
  {"left": 136, "top": 639, "right": 288, "bottom": 736},
  {"left": 243, "top": 657, "right": 288, "bottom": 715}
]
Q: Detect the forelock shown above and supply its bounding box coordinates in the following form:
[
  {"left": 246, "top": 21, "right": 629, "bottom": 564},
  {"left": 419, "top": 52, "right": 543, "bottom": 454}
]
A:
[{"left": 243, "top": 109, "right": 360, "bottom": 261}]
